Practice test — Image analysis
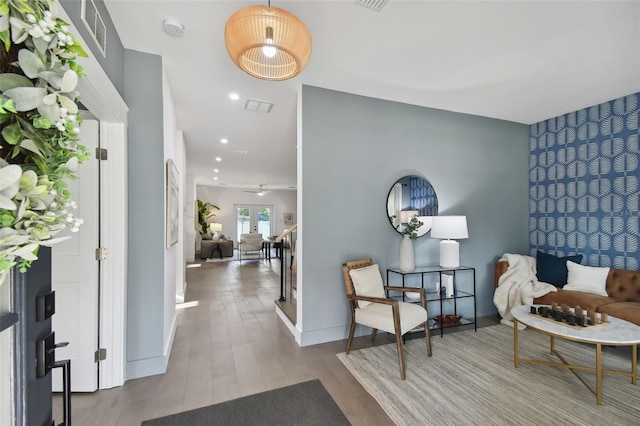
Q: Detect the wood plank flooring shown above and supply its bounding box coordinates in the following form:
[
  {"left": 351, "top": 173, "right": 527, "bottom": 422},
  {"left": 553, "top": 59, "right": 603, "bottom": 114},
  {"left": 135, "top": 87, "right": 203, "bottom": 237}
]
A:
[{"left": 53, "top": 259, "right": 497, "bottom": 425}]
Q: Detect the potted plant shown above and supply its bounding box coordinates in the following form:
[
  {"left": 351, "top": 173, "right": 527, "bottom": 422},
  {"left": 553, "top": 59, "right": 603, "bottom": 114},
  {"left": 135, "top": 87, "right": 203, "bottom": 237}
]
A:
[
  {"left": 196, "top": 199, "right": 219, "bottom": 234},
  {"left": 0, "top": 0, "right": 89, "bottom": 283},
  {"left": 400, "top": 215, "right": 424, "bottom": 239},
  {"left": 398, "top": 215, "right": 423, "bottom": 272}
]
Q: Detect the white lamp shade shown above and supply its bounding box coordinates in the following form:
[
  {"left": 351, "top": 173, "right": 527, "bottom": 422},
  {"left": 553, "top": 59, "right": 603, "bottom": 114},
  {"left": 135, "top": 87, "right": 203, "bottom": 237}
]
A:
[
  {"left": 399, "top": 210, "right": 419, "bottom": 224},
  {"left": 209, "top": 223, "right": 223, "bottom": 233},
  {"left": 430, "top": 216, "right": 468, "bottom": 239}
]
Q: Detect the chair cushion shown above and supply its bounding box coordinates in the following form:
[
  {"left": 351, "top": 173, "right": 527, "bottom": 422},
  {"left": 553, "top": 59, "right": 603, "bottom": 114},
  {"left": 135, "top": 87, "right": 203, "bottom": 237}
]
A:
[
  {"left": 564, "top": 261, "right": 609, "bottom": 296},
  {"left": 349, "top": 264, "right": 386, "bottom": 308},
  {"left": 355, "top": 302, "right": 428, "bottom": 335}
]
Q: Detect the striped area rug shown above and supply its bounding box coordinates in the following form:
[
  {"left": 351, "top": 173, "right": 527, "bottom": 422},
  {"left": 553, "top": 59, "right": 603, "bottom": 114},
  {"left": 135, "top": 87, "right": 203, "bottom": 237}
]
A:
[{"left": 337, "top": 324, "right": 639, "bottom": 425}]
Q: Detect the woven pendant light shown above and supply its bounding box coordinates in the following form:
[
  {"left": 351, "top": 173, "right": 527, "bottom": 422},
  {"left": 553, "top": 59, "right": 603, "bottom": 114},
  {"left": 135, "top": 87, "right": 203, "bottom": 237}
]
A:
[{"left": 224, "top": 4, "right": 312, "bottom": 81}]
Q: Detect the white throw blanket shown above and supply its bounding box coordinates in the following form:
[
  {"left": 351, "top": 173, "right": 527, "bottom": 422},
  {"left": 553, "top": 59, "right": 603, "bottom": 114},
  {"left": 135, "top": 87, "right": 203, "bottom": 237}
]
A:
[{"left": 493, "top": 253, "right": 557, "bottom": 327}]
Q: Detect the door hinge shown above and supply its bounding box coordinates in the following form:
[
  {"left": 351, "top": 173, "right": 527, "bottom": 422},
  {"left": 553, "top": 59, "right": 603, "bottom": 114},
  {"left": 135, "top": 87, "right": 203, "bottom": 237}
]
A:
[
  {"left": 95, "top": 348, "right": 107, "bottom": 362},
  {"left": 95, "top": 147, "right": 108, "bottom": 160},
  {"left": 95, "top": 247, "right": 108, "bottom": 261}
]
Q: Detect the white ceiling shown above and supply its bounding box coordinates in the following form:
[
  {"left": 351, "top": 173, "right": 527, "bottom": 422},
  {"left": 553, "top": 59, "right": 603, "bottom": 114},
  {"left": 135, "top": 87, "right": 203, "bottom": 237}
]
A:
[{"left": 103, "top": 0, "right": 640, "bottom": 191}]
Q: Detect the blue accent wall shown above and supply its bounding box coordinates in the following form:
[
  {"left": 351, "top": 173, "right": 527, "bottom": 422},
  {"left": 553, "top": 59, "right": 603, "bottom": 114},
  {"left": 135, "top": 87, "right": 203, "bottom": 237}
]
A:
[{"left": 529, "top": 93, "right": 639, "bottom": 270}]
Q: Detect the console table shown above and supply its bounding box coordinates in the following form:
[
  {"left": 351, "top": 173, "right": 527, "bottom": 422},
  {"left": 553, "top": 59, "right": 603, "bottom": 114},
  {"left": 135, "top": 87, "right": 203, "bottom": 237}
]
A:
[{"left": 386, "top": 265, "right": 476, "bottom": 337}]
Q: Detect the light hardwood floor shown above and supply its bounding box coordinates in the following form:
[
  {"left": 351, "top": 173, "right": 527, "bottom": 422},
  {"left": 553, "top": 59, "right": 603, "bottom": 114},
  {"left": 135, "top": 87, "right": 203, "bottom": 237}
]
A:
[{"left": 54, "top": 258, "right": 495, "bottom": 425}]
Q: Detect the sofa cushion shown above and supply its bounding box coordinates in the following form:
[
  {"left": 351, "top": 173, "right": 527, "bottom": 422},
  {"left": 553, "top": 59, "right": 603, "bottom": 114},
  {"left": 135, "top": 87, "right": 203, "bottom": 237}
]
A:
[
  {"left": 597, "top": 302, "right": 640, "bottom": 326},
  {"left": 564, "top": 262, "right": 609, "bottom": 297},
  {"left": 536, "top": 251, "right": 583, "bottom": 287},
  {"left": 533, "top": 289, "right": 617, "bottom": 311}
]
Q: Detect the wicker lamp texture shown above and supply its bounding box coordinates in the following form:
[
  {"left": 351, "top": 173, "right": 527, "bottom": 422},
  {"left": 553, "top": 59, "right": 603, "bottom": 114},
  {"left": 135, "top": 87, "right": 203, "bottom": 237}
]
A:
[{"left": 224, "top": 6, "right": 312, "bottom": 81}]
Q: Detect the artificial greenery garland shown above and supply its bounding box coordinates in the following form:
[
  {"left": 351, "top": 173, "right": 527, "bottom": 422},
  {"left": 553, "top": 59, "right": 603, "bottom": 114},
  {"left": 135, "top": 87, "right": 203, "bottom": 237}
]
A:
[{"left": 0, "top": 0, "right": 88, "bottom": 278}]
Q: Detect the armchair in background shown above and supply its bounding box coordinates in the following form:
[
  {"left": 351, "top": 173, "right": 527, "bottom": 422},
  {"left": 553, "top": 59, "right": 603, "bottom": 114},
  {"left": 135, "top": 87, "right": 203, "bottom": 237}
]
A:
[{"left": 238, "top": 233, "right": 264, "bottom": 262}]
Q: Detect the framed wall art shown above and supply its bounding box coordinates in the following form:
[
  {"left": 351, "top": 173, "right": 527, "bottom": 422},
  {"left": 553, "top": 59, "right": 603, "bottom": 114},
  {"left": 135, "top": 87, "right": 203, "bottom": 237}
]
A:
[
  {"left": 283, "top": 212, "right": 293, "bottom": 226},
  {"left": 166, "top": 159, "right": 180, "bottom": 248}
]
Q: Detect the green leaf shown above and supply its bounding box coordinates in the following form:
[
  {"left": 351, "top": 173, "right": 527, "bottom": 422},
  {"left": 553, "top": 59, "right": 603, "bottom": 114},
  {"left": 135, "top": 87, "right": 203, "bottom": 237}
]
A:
[
  {"left": 20, "top": 139, "right": 43, "bottom": 156},
  {"left": 3, "top": 87, "right": 46, "bottom": 111},
  {"left": 0, "top": 211, "right": 15, "bottom": 227},
  {"left": 67, "top": 41, "right": 89, "bottom": 58},
  {"left": 0, "top": 99, "right": 16, "bottom": 113},
  {"left": 0, "top": 73, "right": 34, "bottom": 91},
  {"left": 33, "top": 116, "right": 51, "bottom": 129},
  {"left": 1, "top": 123, "right": 21, "bottom": 145},
  {"left": 37, "top": 102, "right": 60, "bottom": 122},
  {"left": 0, "top": 4, "right": 9, "bottom": 16},
  {"left": 58, "top": 94, "right": 78, "bottom": 114},
  {"left": 32, "top": 154, "right": 47, "bottom": 174},
  {"left": 60, "top": 70, "right": 78, "bottom": 93},
  {"left": 0, "top": 30, "right": 10, "bottom": 52},
  {"left": 0, "top": 194, "right": 17, "bottom": 210},
  {"left": 32, "top": 36, "right": 49, "bottom": 55},
  {"left": 18, "top": 49, "right": 45, "bottom": 79},
  {"left": 39, "top": 71, "right": 62, "bottom": 90}
]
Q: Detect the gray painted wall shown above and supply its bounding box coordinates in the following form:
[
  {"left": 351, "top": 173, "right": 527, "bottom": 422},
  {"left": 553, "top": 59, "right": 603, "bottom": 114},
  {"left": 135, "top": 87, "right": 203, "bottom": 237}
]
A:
[
  {"left": 299, "top": 86, "right": 529, "bottom": 344},
  {"left": 124, "top": 50, "right": 165, "bottom": 378},
  {"left": 60, "top": 0, "right": 125, "bottom": 97}
]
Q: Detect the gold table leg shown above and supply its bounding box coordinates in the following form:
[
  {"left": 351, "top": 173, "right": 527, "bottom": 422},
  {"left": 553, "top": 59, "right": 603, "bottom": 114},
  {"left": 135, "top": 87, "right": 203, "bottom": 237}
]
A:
[
  {"left": 513, "top": 320, "right": 638, "bottom": 405},
  {"left": 514, "top": 319, "right": 519, "bottom": 368},
  {"left": 596, "top": 343, "right": 602, "bottom": 405},
  {"left": 633, "top": 344, "right": 638, "bottom": 385}
]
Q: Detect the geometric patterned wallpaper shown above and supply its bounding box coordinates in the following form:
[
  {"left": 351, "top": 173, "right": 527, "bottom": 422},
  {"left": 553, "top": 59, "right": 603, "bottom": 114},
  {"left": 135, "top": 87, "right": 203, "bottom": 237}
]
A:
[
  {"left": 409, "top": 176, "right": 438, "bottom": 216},
  {"left": 529, "top": 92, "right": 639, "bottom": 270}
]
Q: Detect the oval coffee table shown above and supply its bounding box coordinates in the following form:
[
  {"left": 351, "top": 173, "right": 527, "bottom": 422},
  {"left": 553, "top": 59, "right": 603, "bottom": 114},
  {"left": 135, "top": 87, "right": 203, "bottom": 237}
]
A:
[{"left": 511, "top": 304, "right": 639, "bottom": 405}]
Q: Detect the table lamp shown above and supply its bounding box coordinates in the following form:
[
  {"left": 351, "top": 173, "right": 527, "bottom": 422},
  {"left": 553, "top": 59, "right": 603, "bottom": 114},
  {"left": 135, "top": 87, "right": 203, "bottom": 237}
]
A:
[
  {"left": 209, "top": 222, "right": 223, "bottom": 238},
  {"left": 430, "top": 216, "right": 468, "bottom": 268}
]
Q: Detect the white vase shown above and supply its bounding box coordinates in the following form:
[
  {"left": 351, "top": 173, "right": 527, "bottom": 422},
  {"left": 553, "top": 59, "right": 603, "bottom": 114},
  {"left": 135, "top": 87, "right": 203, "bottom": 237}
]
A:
[{"left": 399, "top": 235, "right": 415, "bottom": 272}]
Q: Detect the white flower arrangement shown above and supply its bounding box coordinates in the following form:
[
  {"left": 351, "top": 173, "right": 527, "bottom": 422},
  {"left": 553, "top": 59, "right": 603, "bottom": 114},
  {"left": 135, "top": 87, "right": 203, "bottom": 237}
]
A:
[{"left": 0, "top": 0, "right": 88, "bottom": 279}]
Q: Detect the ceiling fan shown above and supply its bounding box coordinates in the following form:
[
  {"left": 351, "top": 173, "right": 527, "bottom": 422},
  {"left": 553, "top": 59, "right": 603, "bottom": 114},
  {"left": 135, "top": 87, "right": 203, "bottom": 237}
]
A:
[{"left": 244, "top": 185, "right": 271, "bottom": 196}]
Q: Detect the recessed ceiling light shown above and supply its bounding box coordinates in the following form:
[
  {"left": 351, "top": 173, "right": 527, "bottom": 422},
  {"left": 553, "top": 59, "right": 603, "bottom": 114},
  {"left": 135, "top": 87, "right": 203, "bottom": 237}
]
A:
[
  {"left": 229, "top": 93, "right": 239, "bottom": 100},
  {"left": 220, "top": 138, "right": 228, "bottom": 144},
  {"left": 213, "top": 169, "right": 219, "bottom": 173},
  {"left": 215, "top": 157, "right": 222, "bottom": 162},
  {"left": 213, "top": 176, "right": 218, "bottom": 180}
]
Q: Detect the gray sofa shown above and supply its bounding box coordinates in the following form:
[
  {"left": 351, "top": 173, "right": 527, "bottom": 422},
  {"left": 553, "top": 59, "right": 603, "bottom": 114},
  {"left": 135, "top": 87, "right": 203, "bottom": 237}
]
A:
[{"left": 200, "top": 235, "right": 234, "bottom": 259}]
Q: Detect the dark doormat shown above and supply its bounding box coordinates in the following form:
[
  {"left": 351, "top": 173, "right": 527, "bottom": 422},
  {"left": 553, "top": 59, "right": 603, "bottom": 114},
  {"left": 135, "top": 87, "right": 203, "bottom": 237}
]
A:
[{"left": 141, "top": 379, "right": 351, "bottom": 425}]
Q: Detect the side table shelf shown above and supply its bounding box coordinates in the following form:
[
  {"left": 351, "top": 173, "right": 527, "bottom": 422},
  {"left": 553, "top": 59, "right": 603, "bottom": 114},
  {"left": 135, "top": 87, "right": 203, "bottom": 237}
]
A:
[{"left": 386, "top": 265, "right": 477, "bottom": 337}]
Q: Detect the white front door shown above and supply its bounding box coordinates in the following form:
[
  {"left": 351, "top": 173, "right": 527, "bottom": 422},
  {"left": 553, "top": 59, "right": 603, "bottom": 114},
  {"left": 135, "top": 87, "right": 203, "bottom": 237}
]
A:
[{"left": 51, "top": 118, "right": 100, "bottom": 392}]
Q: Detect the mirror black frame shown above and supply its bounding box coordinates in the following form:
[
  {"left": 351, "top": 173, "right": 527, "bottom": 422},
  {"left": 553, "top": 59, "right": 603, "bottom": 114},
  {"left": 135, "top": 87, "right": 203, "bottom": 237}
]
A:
[{"left": 386, "top": 175, "right": 438, "bottom": 237}]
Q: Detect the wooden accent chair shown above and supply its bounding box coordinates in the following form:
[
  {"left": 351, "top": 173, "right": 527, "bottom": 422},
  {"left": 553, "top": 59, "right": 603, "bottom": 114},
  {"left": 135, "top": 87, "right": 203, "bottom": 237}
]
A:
[{"left": 342, "top": 259, "right": 432, "bottom": 379}]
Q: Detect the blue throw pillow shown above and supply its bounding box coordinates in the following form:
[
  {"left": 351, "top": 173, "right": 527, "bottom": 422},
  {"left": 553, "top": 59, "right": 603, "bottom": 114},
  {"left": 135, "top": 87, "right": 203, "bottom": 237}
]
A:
[{"left": 536, "top": 251, "right": 583, "bottom": 287}]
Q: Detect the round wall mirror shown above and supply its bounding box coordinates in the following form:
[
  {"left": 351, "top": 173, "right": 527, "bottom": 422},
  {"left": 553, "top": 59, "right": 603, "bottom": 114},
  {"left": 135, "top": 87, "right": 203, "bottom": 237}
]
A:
[{"left": 386, "top": 175, "right": 438, "bottom": 237}]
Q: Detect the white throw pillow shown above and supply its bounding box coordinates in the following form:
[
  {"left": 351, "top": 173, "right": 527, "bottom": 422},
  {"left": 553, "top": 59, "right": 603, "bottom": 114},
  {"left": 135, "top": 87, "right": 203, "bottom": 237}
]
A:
[
  {"left": 564, "top": 261, "right": 609, "bottom": 297},
  {"left": 349, "top": 264, "right": 386, "bottom": 308}
]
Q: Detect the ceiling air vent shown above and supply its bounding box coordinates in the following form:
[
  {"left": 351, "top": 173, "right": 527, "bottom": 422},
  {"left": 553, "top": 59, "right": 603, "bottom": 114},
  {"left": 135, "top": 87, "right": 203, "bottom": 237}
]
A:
[
  {"left": 82, "top": 0, "right": 107, "bottom": 56},
  {"left": 244, "top": 99, "right": 274, "bottom": 113},
  {"left": 355, "top": 0, "right": 389, "bottom": 12}
]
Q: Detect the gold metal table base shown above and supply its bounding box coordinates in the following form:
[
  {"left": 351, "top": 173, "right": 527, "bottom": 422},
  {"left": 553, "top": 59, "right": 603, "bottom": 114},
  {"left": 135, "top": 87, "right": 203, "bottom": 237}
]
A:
[{"left": 514, "top": 318, "right": 638, "bottom": 405}]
